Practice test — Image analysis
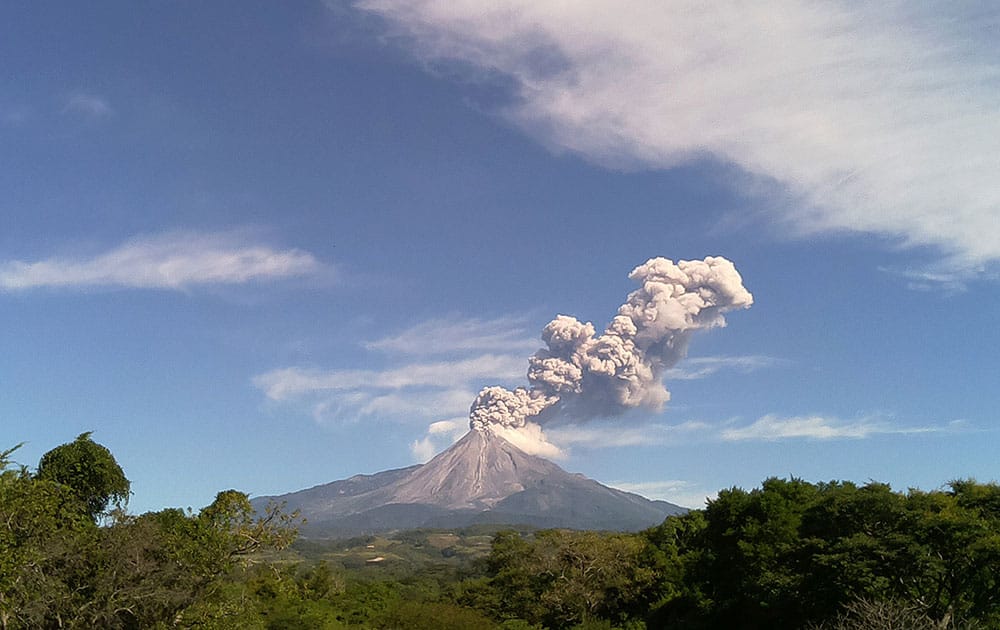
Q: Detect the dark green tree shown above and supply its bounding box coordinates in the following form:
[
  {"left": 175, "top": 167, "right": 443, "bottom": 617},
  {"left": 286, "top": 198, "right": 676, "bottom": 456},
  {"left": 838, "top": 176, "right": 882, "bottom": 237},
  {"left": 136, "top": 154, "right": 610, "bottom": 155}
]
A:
[
  {"left": 892, "top": 482, "right": 1000, "bottom": 627},
  {"left": 795, "top": 481, "right": 909, "bottom": 620},
  {"left": 692, "top": 477, "right": 820, "bottom": 628},
  {"left": 645, "top": 477, "right": 1000, "bottom": 629},
  {"left": 642, "top": 509, "right": 710, "bottom": 626},
  {"left": 465, "top": 529, "right": 664, "bottom": 628},
  {"left": 35, "top": 432, "right": 130, "bottom": 520}
]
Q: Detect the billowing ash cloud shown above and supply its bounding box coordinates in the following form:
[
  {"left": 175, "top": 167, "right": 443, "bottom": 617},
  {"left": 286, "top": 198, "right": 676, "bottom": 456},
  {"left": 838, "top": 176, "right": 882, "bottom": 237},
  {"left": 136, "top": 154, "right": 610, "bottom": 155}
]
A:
[{"left": 469, "top": 257, "right": 752, "bottom": 446}]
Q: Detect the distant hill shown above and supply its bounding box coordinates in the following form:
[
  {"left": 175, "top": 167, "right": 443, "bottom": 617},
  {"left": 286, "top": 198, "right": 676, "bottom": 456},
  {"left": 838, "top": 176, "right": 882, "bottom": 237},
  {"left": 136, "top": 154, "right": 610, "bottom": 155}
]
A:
[{"left": 254, "top": 429, "right": 686, "bottom": 537}]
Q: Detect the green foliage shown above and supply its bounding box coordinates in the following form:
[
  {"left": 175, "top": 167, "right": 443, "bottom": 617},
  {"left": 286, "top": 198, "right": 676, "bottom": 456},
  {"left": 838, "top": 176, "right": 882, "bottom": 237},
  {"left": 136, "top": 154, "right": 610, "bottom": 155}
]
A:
[
  {"left": 0, "top": 437, "right": 300, "bottom": 629},
  {"left": 236, "top": 564, "right": 345, "bottom": 629},
  {"left": 641, "top": 509, "right": 709, "bottom": 624},
  {"left": 201, "top": 490, "right": 301, "bottom": 561},
  {"left": 464, "top": 529, "right": 666, "bottom": 629},
  {"left": 646, "top": 477, "right": 1000, "bottom": 629},
  {"left": 374, "top": 600, "right": 499, "bottom": 629},
  {"left": 689, "top": 477, "right": 823, "bottom": 627},
  {"left": 35, "top": 432, "right": 130, "bottom": 520},
  {"left": 0, "top": 459, "right": 95, "bottom": 628},
  {"left": 893, "top": 482, "right": 1000, "bottom": 627}
]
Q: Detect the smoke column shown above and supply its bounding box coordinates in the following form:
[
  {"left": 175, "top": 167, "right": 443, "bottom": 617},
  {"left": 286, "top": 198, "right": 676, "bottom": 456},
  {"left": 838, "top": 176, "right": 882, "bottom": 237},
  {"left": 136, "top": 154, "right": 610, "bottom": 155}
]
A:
[{"left": 469, "top": 257, "right": 752, "bottom": 450}]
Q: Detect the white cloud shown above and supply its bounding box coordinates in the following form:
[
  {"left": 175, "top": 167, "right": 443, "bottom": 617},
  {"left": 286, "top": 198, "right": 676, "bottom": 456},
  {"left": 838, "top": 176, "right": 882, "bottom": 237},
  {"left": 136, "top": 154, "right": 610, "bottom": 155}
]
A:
[
  {"left": 485, "top": 422, "right": 565, "bottom": 459},
  {"left": 356, "top": 1, "right": 1000, "bottom": 268},
  {"left": 254, "top": 354, "right": 525, "bottom": 402},
  {"left": 1, "top": 105, "right": 30, "bottom": 126},
  {"left": 0, "top": 232, "right": 323, "bottom": 292},
  {"left": 542, "top": 412, "right": 945, "bottom": 448},
  {"left": 410, "top": 436, "right": 439, "bottom": 463},
  {"left": 546, "top": 420, "right": 710, "bottom": 448},
  {"left": 63, "top": 93, "right": 113, "bottom": 118},
  {"left": 880, "top": 262, "right": 999, "bottom": 293},
  {"left": 259, "top": 313, "right": 545, "bottom": 457},
  {"left": 254, "top": 352, "right": 527, "bottom": 425},
  {"left": 665, "top": 355, "right": 783, "bottom": 380},
  {"left": 427, "top": 418, "right": 468, "bottom": 435},
  {"left": 410, "top": 417, "right": 471, "bottom": 462},
  {"left": 366, "top": 315, "right": 541, "bottom": 356},
  {"left": 720, "top": 414, "right": 938, "bottom": 441},
  {"left": 359, "top": 388, "right": 477, "bottom": 418}
]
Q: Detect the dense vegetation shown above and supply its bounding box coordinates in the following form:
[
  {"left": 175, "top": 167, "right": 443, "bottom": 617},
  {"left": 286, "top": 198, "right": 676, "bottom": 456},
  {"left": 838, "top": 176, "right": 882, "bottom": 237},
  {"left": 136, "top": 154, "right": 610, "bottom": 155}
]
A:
[
  {"left": 0, "top": 435, "right": 297, "bottom": 628},
  {"left": 3, "top": 436, "right": 999, "bottom": 628}
]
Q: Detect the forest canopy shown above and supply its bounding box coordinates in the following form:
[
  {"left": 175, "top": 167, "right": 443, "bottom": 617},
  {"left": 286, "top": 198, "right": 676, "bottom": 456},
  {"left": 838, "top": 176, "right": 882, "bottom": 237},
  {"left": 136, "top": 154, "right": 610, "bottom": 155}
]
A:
[{"left": 2, "top": 436, "right": 999, "bottom": 629}]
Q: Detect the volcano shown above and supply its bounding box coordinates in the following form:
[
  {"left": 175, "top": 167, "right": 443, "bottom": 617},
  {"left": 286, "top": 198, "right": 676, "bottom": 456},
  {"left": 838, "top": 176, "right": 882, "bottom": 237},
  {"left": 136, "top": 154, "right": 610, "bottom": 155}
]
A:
[{"left": 254, "top": 429, "right": 686, "bottom": 537}]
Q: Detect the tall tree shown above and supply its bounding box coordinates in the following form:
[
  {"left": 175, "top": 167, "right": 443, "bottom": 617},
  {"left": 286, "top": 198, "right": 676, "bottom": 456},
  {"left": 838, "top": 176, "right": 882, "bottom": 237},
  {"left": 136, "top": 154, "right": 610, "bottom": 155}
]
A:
[
  {"left": 0, "top": 444, "right": 95, "bottom": 628},
  {"left": 35, "top": 432, "right": 130, "bottom": 520}
]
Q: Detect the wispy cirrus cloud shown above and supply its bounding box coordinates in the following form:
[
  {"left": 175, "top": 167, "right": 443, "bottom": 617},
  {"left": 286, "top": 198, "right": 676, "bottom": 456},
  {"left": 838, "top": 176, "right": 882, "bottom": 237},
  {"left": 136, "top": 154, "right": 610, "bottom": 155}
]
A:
[
  {"left": 0, "top": 232, "right": 324, "bottom": 292},
  {"left": 255, "top": 354, "right": 525, "bottom": 402},
  {"left": 537, "top": 412, "right": 950, "bottom": 450},
  {"left": 545, "top": 420, "right": 710, "bottom": 449},
  {"left": 355, "top": 1, "right": 1000, "bottom": 270},
  {"left": 254, "top": 352, "right": 527, "bottom": 424},
  {"left": 720, "top": 414, "right": 939, "bottom": 442},
  {"left": 366, "top": 315, "right": 541, "bottom": 356},
  {"left": 664, "top": 355, "right": 783, "bottom": 380},
  {"left": 258, "top": 315, "right": 543, "bottom": 457},
  {"left": 63, "top": 92, "right": 113, "bottom": 118},
  {"left": 880, "top": 262, "right": 1000, "bottom": 294},
  {"left": 1, "top": 104, "right": 30, "bottom": 126}
]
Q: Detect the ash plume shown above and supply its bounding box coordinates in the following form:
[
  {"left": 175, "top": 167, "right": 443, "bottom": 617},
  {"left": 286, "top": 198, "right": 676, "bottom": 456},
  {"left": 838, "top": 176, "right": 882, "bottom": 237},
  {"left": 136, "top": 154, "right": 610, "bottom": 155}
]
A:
[{"left": 469, "top": 257, "right": 753, "bottom": 451}]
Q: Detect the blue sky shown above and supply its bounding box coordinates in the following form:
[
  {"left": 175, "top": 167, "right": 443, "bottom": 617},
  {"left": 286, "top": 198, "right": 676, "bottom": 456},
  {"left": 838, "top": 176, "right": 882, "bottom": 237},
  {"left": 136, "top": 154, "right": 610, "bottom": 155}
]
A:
[{"left": 3, "top": 1, "right": 998, "bottom": 512}]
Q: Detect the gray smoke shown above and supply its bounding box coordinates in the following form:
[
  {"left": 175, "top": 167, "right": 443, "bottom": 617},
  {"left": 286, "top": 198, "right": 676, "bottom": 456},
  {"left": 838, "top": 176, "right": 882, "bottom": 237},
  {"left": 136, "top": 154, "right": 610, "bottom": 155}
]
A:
[{"left": 469, "top": 257, "right": 753, "bottom": 437}]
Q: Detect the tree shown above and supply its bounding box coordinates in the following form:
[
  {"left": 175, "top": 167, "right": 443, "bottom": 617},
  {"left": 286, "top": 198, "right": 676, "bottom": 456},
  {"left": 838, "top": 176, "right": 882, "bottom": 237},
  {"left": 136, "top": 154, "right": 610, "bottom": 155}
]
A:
[
  {"left": 795, "top": 481, "right": 910, "bottom": 621},
  {"left": 808, "top": 598, "right": 940, "bottom": 630},
  {"left": 35, "top": 432, "right": 130, "bottom": 520},
  {"left": 467, "top": 530, "right": 663, "bottom": 628},
  {"left": 890, "top": 483, "right": 1000, "bottom": 627},
  {"left": 375, "top": 601, "right": 499, "bottom": 630},
  {"left": 76, "top": 492, "right": 300, "bottom": 628},
  {"left": 0, "top": 443, "right": 96, "bottom": 628},
  {"left": 646, "top": 477, "right": 1000, "bottom": 629},
  {"left": 692, "top": 477, "right": 821, "bottom": 628},
  {"left": 642, "top": 510, "right": 710, "bottom": 627},
  {"left": 2, "top": 437, "right": 302, "bottom": 629}
]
